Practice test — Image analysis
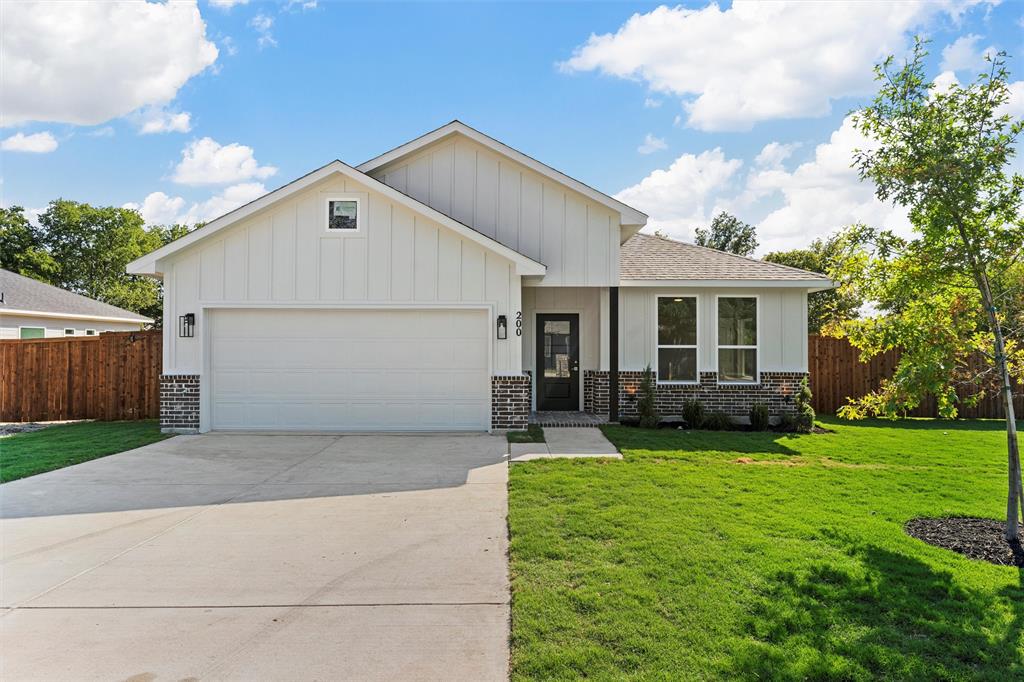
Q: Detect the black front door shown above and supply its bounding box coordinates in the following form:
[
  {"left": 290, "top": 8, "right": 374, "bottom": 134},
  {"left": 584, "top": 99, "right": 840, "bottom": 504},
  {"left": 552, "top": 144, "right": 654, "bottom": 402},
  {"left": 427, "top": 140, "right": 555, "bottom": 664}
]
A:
[{"left": 536, "top": 314, "right": 579, "bottom": 411}]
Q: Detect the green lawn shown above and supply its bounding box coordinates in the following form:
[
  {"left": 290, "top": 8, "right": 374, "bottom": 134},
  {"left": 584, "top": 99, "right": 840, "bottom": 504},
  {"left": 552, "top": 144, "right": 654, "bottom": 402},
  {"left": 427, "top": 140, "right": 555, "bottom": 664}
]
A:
[
  {"left": 0, "top": 420, "right": 170, "bottom": 483},
  {"left": 508, "top": 424, "right": 546, "bottom": 443},
  {"left": 509, "top": 417, "right": 1024, "bottom": 680}
]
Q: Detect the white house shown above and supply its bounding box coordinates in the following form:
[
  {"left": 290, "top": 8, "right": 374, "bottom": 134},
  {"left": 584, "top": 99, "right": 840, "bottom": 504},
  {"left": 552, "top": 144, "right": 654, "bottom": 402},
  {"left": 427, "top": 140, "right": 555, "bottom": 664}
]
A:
[
  {"left": 127, "top": 121, "right": 831, "bottom": 433},
  {"left": 0, "top": 268, "right": 150, "bottom": 339}
]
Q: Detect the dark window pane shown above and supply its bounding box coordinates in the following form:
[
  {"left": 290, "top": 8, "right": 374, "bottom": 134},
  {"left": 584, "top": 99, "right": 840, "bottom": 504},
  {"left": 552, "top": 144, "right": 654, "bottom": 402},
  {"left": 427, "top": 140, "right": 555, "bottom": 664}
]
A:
[
  {"left": 718, "top": 348, "right": 757, "bottom": 382},
  {"left": 658, "top": 347, "right": 697, "bottom": 382},
  {"left": 543, "top": 320, "right": 571, "bottom": 378},
  {"left": 328, "top": 200, "right": 358, "bottom": 230},
  {"left": 658, "top": 297, "right": 697, "bottom": 345},
  {"left": 718, "top": 297, "right": 756, "bottom": 346}
]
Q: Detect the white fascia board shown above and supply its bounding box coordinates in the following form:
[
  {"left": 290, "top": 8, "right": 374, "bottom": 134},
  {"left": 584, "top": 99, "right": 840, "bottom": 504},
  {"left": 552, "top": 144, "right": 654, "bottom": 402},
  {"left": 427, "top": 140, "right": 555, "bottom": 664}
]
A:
[
  {"left": 126, "top": 160, "right": 546, "bottom": 277},
  {"left": 619, "top": 279, "right": 835, "bottom": 291},
  {"left": 357, "top": 121, "right": 649, "bottom": 227},
  {"left": 1, "top": 308, "right": 152, "bottom": 324}
]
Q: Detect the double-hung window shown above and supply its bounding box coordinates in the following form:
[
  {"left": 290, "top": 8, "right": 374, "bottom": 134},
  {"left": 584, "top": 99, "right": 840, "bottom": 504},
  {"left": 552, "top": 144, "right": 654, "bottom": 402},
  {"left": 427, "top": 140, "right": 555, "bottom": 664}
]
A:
[
  {"left": 717, "top": 296, "right": 757, "bottom": 382},
  {"left": 657, "top": 296, "right": 697, "bottom": 382}
]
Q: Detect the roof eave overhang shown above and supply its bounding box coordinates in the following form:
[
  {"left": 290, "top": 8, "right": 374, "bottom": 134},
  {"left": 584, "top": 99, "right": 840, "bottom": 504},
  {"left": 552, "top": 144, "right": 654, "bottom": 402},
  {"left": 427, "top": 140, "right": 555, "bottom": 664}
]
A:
[
  {"left": 1, "top": 308, "right": 152, "bottom": 324},
  {"left": 619, "top": 278, "right": 835, "bottom": 291},
  {"left": 126, "top": 160, "right": 546, "bottom": 278}
]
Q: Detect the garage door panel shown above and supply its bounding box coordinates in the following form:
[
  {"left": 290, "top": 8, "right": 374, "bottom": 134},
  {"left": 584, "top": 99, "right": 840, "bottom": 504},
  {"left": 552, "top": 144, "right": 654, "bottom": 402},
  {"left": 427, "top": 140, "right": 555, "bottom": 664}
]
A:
[{"left": 209, "top": 309, "right": 490, "bottom": 431}]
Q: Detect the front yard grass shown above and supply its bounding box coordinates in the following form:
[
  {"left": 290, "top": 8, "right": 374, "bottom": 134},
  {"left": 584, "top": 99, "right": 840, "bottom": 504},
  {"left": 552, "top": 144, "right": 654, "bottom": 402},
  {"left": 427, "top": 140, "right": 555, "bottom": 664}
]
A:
[
  {"left": 0, "top": 420, "right": 169, "bottom": 483},
  {"left": 508, "top": 424, "right": 546, "bottom": 444},
  {"left": 508, "top": 417, "right": 1024, "bottom": 680}
]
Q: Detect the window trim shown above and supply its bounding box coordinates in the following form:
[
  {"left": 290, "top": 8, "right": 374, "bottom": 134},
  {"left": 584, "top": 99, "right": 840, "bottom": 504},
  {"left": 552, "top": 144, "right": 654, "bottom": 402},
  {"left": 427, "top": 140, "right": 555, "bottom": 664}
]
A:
[
  {"left": 715, "top": 294, "right": 760, "bottom": 385},
  {"left": 85, "top": 329, "right": 97, "bottom": 336},
  {"left": 18, "top": 326, "right": 46, "bottom": 339},
  {"left": 324, "top": 196, "right": 362, "bottom": 233},
  {"left": 64, "top": 328, "right": 76, "bottom": 336},
  {"left": 655, "top": 295, "right": 699, "bottom": 385}
]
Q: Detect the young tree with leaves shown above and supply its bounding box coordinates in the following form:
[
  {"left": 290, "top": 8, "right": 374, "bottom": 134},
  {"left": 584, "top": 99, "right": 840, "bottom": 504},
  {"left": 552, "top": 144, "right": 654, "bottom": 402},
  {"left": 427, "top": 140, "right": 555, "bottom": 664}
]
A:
[
  {"left": 835, "top": 40, "right": 1023, "bottom": 540},
  {"left": 694, "top": 211, "right": 758, "bottom": 256}
]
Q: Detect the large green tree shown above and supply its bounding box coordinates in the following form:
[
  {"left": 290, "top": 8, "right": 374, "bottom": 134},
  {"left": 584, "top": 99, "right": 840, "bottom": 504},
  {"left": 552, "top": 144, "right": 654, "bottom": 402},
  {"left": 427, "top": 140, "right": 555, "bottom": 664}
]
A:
[
  {"left": 764, "top": 235, "right": 863, "bottom": 333},
  {"left": 0, "top": 206, "right": 56, "bottom": 280},
  {"left": 694, "top": 211, "right": 759, "bottom": 256},
  {"left": 834, "top": 40, "right": 1024, "bottom": 539}
]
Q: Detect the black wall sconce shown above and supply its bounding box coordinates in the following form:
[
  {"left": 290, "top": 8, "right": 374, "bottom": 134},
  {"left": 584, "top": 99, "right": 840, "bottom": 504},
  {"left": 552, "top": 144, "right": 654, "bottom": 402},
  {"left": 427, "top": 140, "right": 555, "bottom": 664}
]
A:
[
  {"left": 496, "top": 314, "right": 507, "bottom": 340},
  {"left": 179, "top": 313, "right": 195, "bottom": 338}
]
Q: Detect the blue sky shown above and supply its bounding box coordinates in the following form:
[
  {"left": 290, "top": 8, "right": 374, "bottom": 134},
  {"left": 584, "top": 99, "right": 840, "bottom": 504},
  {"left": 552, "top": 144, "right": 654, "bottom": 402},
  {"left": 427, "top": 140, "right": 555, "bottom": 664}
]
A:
[{"left": 2, "top": 1, "right": 1022, "bottom": 254}]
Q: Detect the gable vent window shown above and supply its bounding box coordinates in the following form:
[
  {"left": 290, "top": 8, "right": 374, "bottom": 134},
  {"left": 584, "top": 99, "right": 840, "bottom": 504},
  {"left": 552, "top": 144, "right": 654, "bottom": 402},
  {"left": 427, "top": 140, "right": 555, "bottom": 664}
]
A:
[
  {"left": 327, "top": 199, "right": 359, "bottom": 231},
  {"left": 657, "top": 296, "right": 698, "bottom": 383}
]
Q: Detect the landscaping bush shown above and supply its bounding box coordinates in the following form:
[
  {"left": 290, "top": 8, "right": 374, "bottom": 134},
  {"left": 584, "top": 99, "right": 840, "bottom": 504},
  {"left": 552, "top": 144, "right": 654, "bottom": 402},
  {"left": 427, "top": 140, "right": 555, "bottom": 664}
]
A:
[
  {"left": 702, "top": 411, "right": 734, "bottom": 431},
  {"left": 749, "top": 402, "right": 770, "bottom": 431},
  {"left": 637, "top": 364, "right": 660, "bottom": 429},
  {"left": 682, "top": 399, "right": 705, "bottom": 429},
  {"left": 794, "top": 377, "right": 815, "bottom": 433}
]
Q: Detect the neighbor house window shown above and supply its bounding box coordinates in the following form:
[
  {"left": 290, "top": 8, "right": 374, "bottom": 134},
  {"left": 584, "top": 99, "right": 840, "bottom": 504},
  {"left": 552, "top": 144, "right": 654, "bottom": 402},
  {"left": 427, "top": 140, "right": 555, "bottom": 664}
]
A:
[
  {"left": 717, "top": 296, "right": 757, "bottom": 382},
  {"left": 19, "top": 327, "right": 45, "bottom": 339},
  {"left": 657, "top": 296, "right": 697, "bottom": 382},
  {"left": 64, "top": 329, "right": 75, "bottom": 336},
  {"left": 85, "top": 329, "right": 97, "bottom": 336},
  {"left": 326, "top": 198, "right": 359, "bottom": 231}
]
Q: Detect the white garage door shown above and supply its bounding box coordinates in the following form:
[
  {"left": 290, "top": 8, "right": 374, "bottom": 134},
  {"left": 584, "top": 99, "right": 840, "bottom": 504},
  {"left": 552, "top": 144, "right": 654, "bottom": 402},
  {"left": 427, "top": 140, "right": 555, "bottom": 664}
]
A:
[{"left": 209, "top": 308, "right": 490, "bottom": 431}]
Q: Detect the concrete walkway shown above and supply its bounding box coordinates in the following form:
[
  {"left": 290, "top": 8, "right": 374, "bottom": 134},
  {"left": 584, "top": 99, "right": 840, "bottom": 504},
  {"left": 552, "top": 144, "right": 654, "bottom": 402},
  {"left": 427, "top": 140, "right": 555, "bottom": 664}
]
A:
[
  {"left": 510, "top": 427, "right": 622, "bottom": 462},
  {"left": 1, "top": 433, "right": 510, "bottom": 681}
]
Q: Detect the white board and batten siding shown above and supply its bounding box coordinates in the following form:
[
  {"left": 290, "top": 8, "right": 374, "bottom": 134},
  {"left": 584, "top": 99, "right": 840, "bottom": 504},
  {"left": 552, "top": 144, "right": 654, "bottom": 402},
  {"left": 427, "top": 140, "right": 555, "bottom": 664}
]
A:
[
  {"left": 161, "top": 173, "right": 522, "bottom": 379},
  {"left": 619, "top": 287, "right": 809, "bottom": 373},
  {"left": 369, "top": 136, "right": 621, "bottom": 287}
]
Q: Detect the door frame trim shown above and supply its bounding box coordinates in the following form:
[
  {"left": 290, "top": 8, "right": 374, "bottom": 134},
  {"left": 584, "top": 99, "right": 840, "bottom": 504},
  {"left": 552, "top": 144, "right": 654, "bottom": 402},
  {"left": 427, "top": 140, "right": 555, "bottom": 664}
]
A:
[
  {"left": 533, "top": 311, "right": 583, "bottom": 412},
  {"left": 200, "top": 303, "right": 496, "bottom": 433}
]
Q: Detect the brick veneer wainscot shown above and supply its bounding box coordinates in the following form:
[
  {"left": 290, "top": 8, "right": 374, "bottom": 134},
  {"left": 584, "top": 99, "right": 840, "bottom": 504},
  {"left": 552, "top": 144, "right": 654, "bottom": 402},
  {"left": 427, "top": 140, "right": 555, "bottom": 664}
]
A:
[
  {"left": 160, "top": 374, "right": 200, "bottom": 433},
  {"left": 491, "top": 374, "right": 531, "bottom": 430},
  {"left": 584, "top": 370, "right": 806, "bottom": 419}
]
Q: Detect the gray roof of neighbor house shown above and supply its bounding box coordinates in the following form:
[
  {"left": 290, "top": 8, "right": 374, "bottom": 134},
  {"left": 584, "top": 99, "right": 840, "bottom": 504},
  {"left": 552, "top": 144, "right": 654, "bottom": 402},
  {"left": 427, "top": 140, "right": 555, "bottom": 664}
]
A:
[
  {"left": 620, "top": 233, "right": 830, "bottom": 283},
  {"left": 0, "top": 269, "right": 151, "bottom": 322}
]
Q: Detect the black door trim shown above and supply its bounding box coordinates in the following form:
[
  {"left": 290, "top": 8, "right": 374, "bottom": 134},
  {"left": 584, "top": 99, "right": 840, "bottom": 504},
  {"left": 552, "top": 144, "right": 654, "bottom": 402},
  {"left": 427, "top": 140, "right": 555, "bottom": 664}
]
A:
[{"left": 535, "top": 313, "right": 580, "bottom": 411}]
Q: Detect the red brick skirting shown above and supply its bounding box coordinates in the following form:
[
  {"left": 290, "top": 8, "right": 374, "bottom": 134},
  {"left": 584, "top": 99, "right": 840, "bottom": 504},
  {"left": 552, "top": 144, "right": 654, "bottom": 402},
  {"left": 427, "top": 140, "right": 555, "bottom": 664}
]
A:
[
  {"left": 160, "top": 374, "right": 200, "bottom": 433},
  {"left": 584, "top": 370, "right": 807, "bottom": 419},
  {"left": 492, "top": 374, "right": 531, "bottom": 430}
]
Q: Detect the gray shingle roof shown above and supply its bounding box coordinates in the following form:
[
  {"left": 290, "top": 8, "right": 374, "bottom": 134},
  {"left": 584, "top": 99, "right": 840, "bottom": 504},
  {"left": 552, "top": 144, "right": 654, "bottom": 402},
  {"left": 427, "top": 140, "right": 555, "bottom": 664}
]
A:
[
  {"left": 0, "top": 269, "right": 151, "bottom": 322},
  {"left": 620, "top": 233, "right": 830, "bottom": 282}
]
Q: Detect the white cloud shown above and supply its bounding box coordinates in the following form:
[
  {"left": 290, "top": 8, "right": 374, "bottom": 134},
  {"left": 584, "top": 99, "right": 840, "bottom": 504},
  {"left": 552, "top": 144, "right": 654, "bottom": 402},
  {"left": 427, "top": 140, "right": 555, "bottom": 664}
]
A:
[
  {"left": 1, "top": 131, "right": 58, "bottom": 153},
  {"left": 637, "top": 133, "right": 667, "bottom": 154},
  {"left": 754, "top": 142, "right": 800, "bottom": 168},
  {"left": 560, "top": 1, "right": 988, "bottom": 131},
  {"left": 210, "top": 0, "right": 249, "bottom": 9},
  {"left": 284, "top": 0, "right": 318, "bottom": 10},
  {"left": 932, "top": 70, "right": 961, "bottom": 96},
  {"left": 125, "top": 183, "right": 267, "bottom": 226},
  {"left": 222, "top": 36, "right": 239, "bottom": 57},
  {"left": 171, "top": 137, "right": 277, "bottom": 186},
  {"left": 940, "top": 34, "right": 996, "bottom": 73},
  {"left": 1003, "top": 81, "right": 1024, "bottom": 117},
  {"left": 643, "top": 97, "right": 662, "bottom": 109},
  {"left": 137, "top": 107, "right": 192, "bottom": 135},
  {"left": 249, "top": 13, "right": 277, "bottom": 49},
  {"left": 0, "top": 1, "right": 217, "bottom": 127},
  {"left": 87, "top": 126, "right": 115, "bottom": 138},
  {"left": 616, "top": 148, "right": 744, "bottom": 237}
]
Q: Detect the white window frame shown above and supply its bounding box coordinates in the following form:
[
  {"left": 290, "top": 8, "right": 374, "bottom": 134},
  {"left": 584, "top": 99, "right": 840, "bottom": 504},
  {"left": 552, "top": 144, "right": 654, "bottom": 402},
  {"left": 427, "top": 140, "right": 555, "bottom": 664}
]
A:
[
  {"left": 85, "top": 329, "right": 97, "bottom": 336},
  {"left": 18, "top": 326, "right": 46, "bottom": 339},
  {"left": 64, "top": 328, "right": 76, "bottom": 336},
  {"left": 715, "top": 294, "right": 760, "bottom": 385},
  {"left": 655, "top": 295, "right": 699, "bottom": 385},
  {"left": 324, "top": 196, "right": 362, "bottom": 233}
]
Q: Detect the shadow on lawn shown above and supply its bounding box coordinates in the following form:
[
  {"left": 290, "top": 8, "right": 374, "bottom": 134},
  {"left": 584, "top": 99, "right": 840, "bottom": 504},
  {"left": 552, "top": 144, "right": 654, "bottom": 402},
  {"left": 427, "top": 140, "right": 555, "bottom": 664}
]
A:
[
  {"left": 600, "top": 425, "right": 803, "bottom": 456},
  {"left": 727, "top": 540, "right": 1024, "bottom": 679}
]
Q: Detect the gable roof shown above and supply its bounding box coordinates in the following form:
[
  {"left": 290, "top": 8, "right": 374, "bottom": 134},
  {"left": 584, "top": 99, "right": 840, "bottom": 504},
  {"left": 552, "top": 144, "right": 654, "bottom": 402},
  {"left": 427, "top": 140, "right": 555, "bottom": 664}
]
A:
[
  {"left": 0, "top": 269, "right": 151, "bottom": 323},
  {"left": 620, "top": 233, "right": 833, "bottom": 289},
  {"left": 356, "top": 120, "right": 649, "bottom": 229},
  {"left": 127, "top": 160, "right": 546, "bottom": 277}
]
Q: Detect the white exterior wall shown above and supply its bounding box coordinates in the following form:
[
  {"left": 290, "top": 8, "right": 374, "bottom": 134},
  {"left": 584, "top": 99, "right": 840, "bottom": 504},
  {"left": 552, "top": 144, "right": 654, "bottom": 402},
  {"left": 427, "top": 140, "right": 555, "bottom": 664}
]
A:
[
  {"left": 619, "top": 287, "right": 808, "bottom": 373},
  {"left": 0, "top": 314, "right": 143, "bottom": 339},
  {"left": 370, "top": 136, "right": 621, "bottom": 287},
  {"left": 161, "top": 174, "right": 521, "bottom": 376}
]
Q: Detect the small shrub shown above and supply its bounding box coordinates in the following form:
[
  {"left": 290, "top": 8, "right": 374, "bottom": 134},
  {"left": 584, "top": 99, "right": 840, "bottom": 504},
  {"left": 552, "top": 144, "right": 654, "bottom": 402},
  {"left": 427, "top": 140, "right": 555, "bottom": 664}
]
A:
[
  {"left": 703, "top": 411, "right": 734, "bottom": 431},
  {"left": 778, "top": 413, "right": 797, "bottom": 432},
  {"left": 794, "top": 377, "right": 815, "bottom": 433},
  {"left": 749, "top": 403, "right": 770, "bottom": 431},
  {"left": 682, "top": 399, "right": 705, "bottom": 429},
  {"left": 637, "top": 364, "right": 660, "bottom": 429}
]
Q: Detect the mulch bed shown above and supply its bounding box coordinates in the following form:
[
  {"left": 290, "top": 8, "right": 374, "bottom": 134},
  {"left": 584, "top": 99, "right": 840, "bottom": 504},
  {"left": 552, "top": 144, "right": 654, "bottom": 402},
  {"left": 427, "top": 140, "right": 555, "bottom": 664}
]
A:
[{"left": 905, "top": 517, "right": 1024, "bottom": 567}]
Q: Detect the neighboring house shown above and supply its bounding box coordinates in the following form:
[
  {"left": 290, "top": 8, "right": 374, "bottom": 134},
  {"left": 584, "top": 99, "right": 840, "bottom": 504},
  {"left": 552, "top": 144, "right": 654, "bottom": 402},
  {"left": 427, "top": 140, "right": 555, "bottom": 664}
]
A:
[
  {"left": 0, "top": 268, "right": 151, "bottom": 339},
  {"left": 128, "top": 121, "right": 831, "bottom": 434}
]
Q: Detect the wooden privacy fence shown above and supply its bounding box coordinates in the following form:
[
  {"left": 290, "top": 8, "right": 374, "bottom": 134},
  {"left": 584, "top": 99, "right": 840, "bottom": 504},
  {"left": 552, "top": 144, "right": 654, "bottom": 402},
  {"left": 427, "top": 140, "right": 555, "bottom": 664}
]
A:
[
  {"left": 0, "top": 331, "right": 161, "bottom": 422},
  {"left": 808, "top": 334, "right": 1024, "bottom": 419}
]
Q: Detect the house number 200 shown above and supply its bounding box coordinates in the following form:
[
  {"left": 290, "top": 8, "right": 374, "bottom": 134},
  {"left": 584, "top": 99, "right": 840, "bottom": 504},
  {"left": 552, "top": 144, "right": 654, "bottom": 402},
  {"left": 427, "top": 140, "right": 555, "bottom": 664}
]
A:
[{"left": 515, "top": 311, "right": 522, "bottom": 336}]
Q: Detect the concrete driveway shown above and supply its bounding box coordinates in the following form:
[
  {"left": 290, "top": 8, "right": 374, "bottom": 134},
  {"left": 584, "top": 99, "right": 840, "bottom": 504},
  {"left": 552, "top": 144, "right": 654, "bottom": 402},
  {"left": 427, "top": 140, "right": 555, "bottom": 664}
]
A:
[{"left": 1, "top": 433, "right": 510, "bottom": 681}]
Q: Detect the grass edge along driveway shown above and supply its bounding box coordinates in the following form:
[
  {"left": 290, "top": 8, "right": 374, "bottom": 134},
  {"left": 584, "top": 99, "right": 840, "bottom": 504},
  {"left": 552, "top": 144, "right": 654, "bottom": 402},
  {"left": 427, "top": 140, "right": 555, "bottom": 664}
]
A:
[
  {"left": 508, "top": 417, "right": 1024, "bottom": 680},
  {"left": 1, "top": 420, "right": 169, "bottom": 483}
]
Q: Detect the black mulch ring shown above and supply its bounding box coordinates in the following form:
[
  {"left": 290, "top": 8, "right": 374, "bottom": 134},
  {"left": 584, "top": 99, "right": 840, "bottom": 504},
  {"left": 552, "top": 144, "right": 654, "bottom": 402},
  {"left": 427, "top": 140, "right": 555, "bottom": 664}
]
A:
[{"left": 905, "top": 517, "right": 1024, "bottom": 567}]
